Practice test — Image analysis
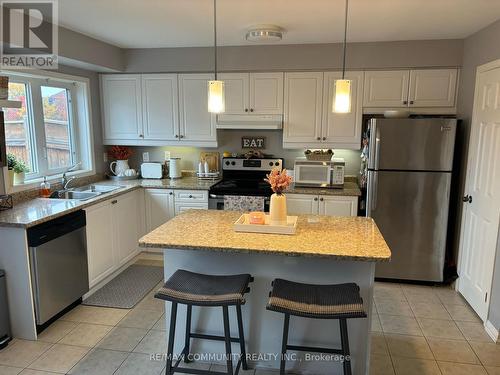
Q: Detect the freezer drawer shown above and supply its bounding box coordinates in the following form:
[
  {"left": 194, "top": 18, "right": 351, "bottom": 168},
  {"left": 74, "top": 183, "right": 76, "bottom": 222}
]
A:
[{"left": 367, "top": 171, "right": 451, "bottom": 281}]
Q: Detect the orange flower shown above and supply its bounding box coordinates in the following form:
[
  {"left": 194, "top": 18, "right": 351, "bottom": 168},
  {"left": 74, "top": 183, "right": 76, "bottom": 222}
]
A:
[{"left": 265, "top": 168, "right": 293, "bottom": 195}]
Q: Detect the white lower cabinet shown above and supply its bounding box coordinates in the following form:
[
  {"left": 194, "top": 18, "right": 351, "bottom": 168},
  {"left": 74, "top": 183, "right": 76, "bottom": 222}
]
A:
[
  {"left": 287, "top": 194, "right": 358, "bottom": 216},
  {"left": 145, "top": 189, "right": 174, "bottom": 232},
  {"left": 174, "top": 190, "right": 208, "bottom": 216}
]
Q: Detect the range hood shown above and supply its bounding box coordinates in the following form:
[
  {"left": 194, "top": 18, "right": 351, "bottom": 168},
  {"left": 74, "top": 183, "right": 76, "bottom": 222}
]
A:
[{"left": 216, "top": 114, "right": 283, "bottom": 130}]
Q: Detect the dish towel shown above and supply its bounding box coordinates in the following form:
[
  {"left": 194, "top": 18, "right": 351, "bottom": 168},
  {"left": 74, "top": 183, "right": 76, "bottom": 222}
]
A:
[{"left": 224, "top": 195, "right": 265, "bottom": 211}]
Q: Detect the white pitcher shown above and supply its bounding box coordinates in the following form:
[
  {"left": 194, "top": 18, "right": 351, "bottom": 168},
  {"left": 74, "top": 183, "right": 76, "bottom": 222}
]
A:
[{"left": 110, "top": 159, "right": 130, "bottom": 176}]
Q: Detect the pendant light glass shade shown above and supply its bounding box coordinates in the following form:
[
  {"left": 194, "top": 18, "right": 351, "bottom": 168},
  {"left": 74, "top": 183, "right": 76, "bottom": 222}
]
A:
[
  {"left": 208, "top": 80, "right": 225, "bottom": 113},
  {"left": 333, "top": 79, "right": 351, "bottom": 113}
]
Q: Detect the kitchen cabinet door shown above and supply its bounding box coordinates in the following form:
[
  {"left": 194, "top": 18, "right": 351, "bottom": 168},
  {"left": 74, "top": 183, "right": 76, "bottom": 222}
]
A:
[
  {"left": 85, "top": 201, "right": 115, "bottom": 288},
  {"left": 319, "top": 196, "right": 358, "bottom": 216},
  {"left": 363, "top": 70, "right": 410, "bottom": 107},
  {"left": 283, "top": 72, "right": 323, "bottom": 146},
  {"left": 286, "top": 194, "right": 320, "bottom": 215},
  {"left": 219, "top": 73, "right": 249, "bottom": 114},
  {"left": 145, "top": 189, "right": 174, "bottom": 232},
  {"left": 178, "top": 73, "right": 217, "bottom": 145},
  {"left": 322, "top": 71, "right": 363, "bottom": 149},
  {"left": 250, "top": 72, "right": 283, "bottom": 114},
  {"left": 142, "top": 74, "right": 179, "bottom": 140},
  {"left": 113, "top": 190, "right": 141, "bottom": 266},
  {"left": 174, "top": 203, "right": 208, "bottom": 216},
  {"left": 408, "top": 69, "right": 458, "bottom": 107},
  {"left": 101, "top": 74, "right": 143, "bottom": 142}
]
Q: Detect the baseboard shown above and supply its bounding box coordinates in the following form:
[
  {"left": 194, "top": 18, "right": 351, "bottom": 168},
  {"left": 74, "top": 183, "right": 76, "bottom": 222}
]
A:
[{"left": 484, "top": 320, "right": 499, "bottom": 343}]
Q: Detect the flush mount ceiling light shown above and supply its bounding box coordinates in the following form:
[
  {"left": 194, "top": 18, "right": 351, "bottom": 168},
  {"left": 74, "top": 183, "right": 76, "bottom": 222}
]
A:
[
  {"left": 245, "top": 25, "right": 284, "bottom": 42},
  {"left": 333, "top": 0, "right": 352, "bottom": 114},
  {"left": 208, "top": 0, "right": 225, "bottom": 114}
]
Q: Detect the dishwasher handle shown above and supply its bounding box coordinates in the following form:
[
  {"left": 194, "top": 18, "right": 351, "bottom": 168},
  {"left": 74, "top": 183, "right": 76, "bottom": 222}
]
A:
[{"left": 27, "top": 210, "right": 86, "bottom": 247}]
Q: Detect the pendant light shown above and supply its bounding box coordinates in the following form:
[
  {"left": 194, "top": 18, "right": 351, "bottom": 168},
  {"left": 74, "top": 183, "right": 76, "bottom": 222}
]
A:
[
  {"left": 333, "top": 0, "right": 351, "bottom": 113},
  {"left": 208, "top": 0, "right": 225, "bottom": 113}
]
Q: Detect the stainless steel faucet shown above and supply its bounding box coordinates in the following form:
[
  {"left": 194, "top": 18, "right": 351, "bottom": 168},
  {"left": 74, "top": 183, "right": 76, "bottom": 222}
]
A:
[{"left": 61, "top": 162, "right": 82, "bottom": 189}]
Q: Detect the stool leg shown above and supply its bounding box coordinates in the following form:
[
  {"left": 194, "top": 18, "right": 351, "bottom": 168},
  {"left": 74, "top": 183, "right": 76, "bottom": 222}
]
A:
[
  {"left": 184, "top": 305, "right": 192, "bottom": 363},
  {"left": 166, "top": 302, "right": 178, "bottom": 375},
  {"left": 222, "top": 306, "right": 234, "bottom": 375},
  {"left": 236, "top": 304, "right": 248, "bottom": 370},
  {"left": 339, "top": 318, "right": 352, "bottom": 375},
  {"left": 280, "top": 313, "right": 290, "bottom": 375}
]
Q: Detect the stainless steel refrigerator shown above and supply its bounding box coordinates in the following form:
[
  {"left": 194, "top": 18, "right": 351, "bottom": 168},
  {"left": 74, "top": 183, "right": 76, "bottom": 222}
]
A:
[{"left": 367, "top": 118, "right": 457, "bottom": 282}]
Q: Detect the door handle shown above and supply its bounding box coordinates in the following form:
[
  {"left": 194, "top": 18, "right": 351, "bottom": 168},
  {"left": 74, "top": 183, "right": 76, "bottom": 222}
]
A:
[{"left": 462, "top": 195, "right": 472, "bottom": 203}]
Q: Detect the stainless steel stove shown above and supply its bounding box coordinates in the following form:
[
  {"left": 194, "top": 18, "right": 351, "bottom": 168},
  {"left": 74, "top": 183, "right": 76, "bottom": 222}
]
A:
[{"left": 208, "top": 157, "right": 283, "bottom": 211}]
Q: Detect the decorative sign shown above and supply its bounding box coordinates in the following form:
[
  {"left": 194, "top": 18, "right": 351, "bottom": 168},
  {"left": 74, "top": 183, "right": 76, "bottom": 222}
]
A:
[{"left": 241, "top": 136, "right": 266, "bottom": 149}]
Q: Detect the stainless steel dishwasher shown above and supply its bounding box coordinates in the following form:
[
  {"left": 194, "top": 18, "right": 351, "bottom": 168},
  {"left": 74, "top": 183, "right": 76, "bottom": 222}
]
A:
[{"left": 28, "top": 210, "right": 89, "bottom": 325}]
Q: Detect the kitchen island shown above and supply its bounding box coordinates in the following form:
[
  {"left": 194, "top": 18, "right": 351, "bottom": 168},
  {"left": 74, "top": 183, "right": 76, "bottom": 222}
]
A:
[{"left": 139, "top": 210, "right": 391, "bottom": 375}]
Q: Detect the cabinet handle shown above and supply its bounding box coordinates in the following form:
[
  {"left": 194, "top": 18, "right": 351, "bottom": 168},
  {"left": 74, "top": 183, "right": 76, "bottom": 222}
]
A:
[
  {"left": 189, "top": 195, "right": 193, "bottom": 198},
  {"left": 111, "top": 200, "right": 118, "bottom": 204},
  {"left": 316, "top": 137, "right": 321, "bottom": 141},
  {"left": 139, "top": 134, "right": 144, "bottom": 138},
  {"left": 245, "top": 108, "right": 249, "bottom": 112},
  {"left": 403, "top": 100, "right": 408, "bottom": 105},
  {"left": 322, "top": 137, "right": 326, "bottom": 141},
  {"left": 250, "top": 108, "right": 254, "bottom": 112},
  {"left": 320, "top": 197, "right": 324, "bottom": 201},
  {"left": 169, "top": 192, "right": 173, "bottom": 195},
  {"left": 175, "top": 134, "right": 179, "bottom": 138},
  {"left": 409, "top": 100, "right": 414, "bottom": 105},
  {"left": 314, "top": 197, "right": 318, "bottom": 201},
  {"left": 179, "top": 135, "right": 184, "bottom": 139}
]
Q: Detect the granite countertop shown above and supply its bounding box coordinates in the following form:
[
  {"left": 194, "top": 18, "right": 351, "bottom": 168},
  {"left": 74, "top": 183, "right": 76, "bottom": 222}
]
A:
[
  {"left": 139, "top": 210, "right": 391, "bottom": 262},
  {"left": 0, "top": 177, "right": 220, "bottom": 228},
  {"left": 287, "top": 181, "right": 362, "bottom": 196}
]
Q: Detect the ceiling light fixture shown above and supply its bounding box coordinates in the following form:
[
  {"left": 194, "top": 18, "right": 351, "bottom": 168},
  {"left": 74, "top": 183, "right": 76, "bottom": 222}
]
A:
[
  {"left": 333, "top": 0, "right": 352, "bottom": 114},
  {"left": 208, "top": 0, "right": 225, "bottom": 114},
  {"left": 246, "top": 25, "right": 283, "bottom": 42}
]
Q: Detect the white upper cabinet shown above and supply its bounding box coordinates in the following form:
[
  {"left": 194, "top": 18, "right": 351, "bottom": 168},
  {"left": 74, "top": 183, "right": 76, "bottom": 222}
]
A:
[
  {"left": 219, "top": 73, "right": 249, "bottom": 114},
  {"left": 178, "top": 73, "right": 217, "bottom": 145},
  {"left": 283, "top": 72, "right": 323, "bottom": 144},
  {"left": 322, "top": 71, "right": 363, "bottom": 149},
  {"left": 363, "top": 70, "right": 410, "bottom": 107},
  {"left": 141, "top": 74, "right": 178, "bottom": 141},
  {"left": 101, "top": 74, "right": 143, "bottom": 140},
  {"left": 408, "top": 69, "right": 458, "bottom": 107}
]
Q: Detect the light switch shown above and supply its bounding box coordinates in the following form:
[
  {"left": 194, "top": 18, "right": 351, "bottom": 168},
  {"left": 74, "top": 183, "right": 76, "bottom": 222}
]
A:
[{"left": 143, "top": 152, "right": 150, "bottom": 162}]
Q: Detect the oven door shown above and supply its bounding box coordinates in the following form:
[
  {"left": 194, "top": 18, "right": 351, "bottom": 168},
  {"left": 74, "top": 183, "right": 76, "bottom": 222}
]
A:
[
  {"left": 209, "top": 194, "right": 270, "bottom": 212},
  {"left": 294, "top": 164, "right": 331, "bottom": 186}
]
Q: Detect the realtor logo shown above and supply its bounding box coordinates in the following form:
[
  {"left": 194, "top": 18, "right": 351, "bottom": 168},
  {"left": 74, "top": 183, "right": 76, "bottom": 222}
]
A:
[{"left": 1, "top": 0, "right": 58, "bottom": 69}]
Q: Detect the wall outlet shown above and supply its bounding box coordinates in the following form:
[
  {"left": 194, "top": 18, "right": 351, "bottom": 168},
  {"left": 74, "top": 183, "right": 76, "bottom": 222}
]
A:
[
  {"left": 164, "top": 151, "right": 171, "bottom": 161},
  {"left": 103, "top": 152, "right": 108, "bottom": 162},
  {"left": 142, "top": 152, "right": 150, "bottom": 162}
]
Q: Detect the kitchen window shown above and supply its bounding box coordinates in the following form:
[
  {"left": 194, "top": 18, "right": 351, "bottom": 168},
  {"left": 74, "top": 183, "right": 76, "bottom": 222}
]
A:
[{"left": 3, "top": 71, "right": 94, "bottom": 187}]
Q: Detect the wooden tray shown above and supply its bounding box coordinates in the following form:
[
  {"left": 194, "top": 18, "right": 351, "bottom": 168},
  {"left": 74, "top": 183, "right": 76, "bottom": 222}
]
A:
[{"left": 234, "top": 214, "right": 298, "bottom": 235}]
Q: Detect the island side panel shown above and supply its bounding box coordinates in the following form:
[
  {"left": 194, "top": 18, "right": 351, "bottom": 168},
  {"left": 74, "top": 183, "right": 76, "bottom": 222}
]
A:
[{"left": 161, "top": 248, "right": 375, "bottom": 375}]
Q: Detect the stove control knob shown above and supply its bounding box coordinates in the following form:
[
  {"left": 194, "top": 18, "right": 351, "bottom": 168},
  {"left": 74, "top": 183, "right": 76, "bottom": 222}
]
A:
[
  {"left": 269, "top": 162, "right": 273, "bottom": 166},
  {"left": 225, "top": 161, "right": 230, "bottom": 166},
  {"left": 231, "top": 161, "right": 236, "bottom": 166},
  {"left": 275, "top": 162, "right": 280, "bottom": 166}
]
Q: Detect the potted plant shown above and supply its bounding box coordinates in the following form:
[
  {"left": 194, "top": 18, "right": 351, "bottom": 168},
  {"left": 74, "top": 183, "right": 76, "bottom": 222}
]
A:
[
  {"left": 13, "top": 159, "right": 29, "bottom": 185},
  {"left": 6, "top": 153, "right": 16, "bottom": 187},
  {"left": 265, "top": 168, "right": 293, "bottom": 226},
  {"left": 108, "top": 146, "right": 133, "bottom": 176}
]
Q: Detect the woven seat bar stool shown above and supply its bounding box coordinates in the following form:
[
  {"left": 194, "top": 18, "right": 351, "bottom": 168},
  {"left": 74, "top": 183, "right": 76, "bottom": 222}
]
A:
[
  {"left": 155, "top": 269, "right": 253, "bottom": 375},
  {"left": 266, "top": 279, "right": 367, "bottom": 375}
]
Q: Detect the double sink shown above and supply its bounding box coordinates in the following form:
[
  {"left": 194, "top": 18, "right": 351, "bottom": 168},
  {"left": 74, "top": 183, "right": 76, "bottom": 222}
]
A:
[{"left": 52, "top": 184, "right": 125, "bottom": 201}]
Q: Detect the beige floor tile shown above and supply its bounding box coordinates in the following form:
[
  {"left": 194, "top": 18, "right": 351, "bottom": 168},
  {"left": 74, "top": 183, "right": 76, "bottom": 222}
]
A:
[
  {"left": 19, "top": 370, "right": 59, "bottom": 375},
  {"left": 59, "top": 323, "right": 113, "bottom": 347},
  {"left": 385, "top": 334, "right": 433, "bottom": 359},
  {"left": 392, "top": 356, "right": 441, "bottom": 375},
  {"left": 61, "top": 305, "right": 129, "bottom": 326},
  {"left": 435, "top": 289, "right": 468, "bottom": 306},
  {"left": 427, "top": 338, "right": 479, "bottom": 364},
  {"left": 97, "top": 327, "right": 148, "bottom": 352},
  {"left": 210, "top": 364, "right": 255, "bottom": 374},
  {"left": 445, "top": 304, "right": 481, "bottom": 322},
  {"left": 379, "top": 314, "right": 423, "bottom": 336},
  {"left": 37, "top": 320, "right": 78, "bottom": 343},
  {"left": 371, "top": 333, "right": 389, "bottom": 355},
  {"left": 470, "top": 342, "right": 500, "bottom": 367},
  {"left": 409, "top": 301, "right": 452, "bottom": 320},
  {"left": 370, "top": 354, "right": 395, "bottom": 375},
  {"left": 134, "top": 294, "right": 165, "bottom": 312},
  {"left": 117, "top": 308, "right": 163, "bottom": 329},
  {"left": 375, "top": 300, "right": 414, "bottom": 317},
  {"left": 405, "top": 292, "right": 442, "bottom": 305},
  {"left": 455, "top": 321, "right": 495, "bottom": 342},
  {"left": 485, "top": 366, "right": 500, "bottom": 375},
  {"left": 438, "top": 362, "right": 487, "bottom": 375},
  {"left": 114, "top": 352, "right": 165, "bottom": 375},
  {"left": 27, "top": 344, "right": 89, "bottom": 373},
  {"left": 0, "top": 365, "right": 23, "bottom": 374},
  {"left": 0, "top": 339, "right": 52, "bottom": 368},
  {"left": 68, "top": 348, "right": 129, "bottom": 375},
  {"left": 133, "top": 330, "right": 167, "bottom": 355},
  {"left": 152, "top": 314, "right": 166, "bottom": 331},
  {"left": 374, "top": 287, "right": 406, "bottom": 302},
  {"left": 418, "top": 318, "right": 465, "bottom": 340}
]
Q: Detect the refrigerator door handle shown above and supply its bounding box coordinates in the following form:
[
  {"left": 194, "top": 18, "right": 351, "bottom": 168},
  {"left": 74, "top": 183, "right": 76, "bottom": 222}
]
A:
[
  {"left": 374, "top": 127, "right": 381, "bottom": 170},
  {"left": 366, "top": 171, "right": 378, "bottom": 216},
  {"left": 368, "top": 119, "right": 381, "bottom": 170}
]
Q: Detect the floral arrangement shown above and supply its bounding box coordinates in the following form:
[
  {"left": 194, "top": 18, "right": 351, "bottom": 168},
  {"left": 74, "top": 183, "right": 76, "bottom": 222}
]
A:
[
  {"left": 108, "top": 146, "right": 133, "bottom": 160},
  {"left": 265, "top": 168, "right": 293, "bottom": 195}
]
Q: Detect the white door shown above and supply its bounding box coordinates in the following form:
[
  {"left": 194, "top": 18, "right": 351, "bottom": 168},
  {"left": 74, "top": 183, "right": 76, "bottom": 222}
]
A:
[
  {"left": 250, "top": 72, "right": 284, "bottom": 114},
  {"left": 322, "top": 71, "right": 363, "bottom": 149},
  {"left": 320, "top": 196, "right": 358, "bottom": 216},
  {"left": 283, "top": 72, "right": 323, "bottom": 145},
  {"left": 145, "top": 189, "right": 175, "bottom": 231},
  {"left": 113, "top": 191, "right": 141, "bottom": 266},
  {"left": 363, "top": 70, "right": 410, "bottom": 107},
  {"left": 178, "top": 73, "right": 217, "bottom": 143},
  {"left": 101, "top": 74, "right": 143, "bottom": 141},
  {"left": 286, "top": 194, "right": 320, "bottom": 215},
  {"left": 142, "top": 74, "right": 179, "bottom": 140},
  {"left": 458, "top": 60, "right": 500, "bottom": 321},
  {"left": 408, "top": 69, "right": 458, "bottom": 107},
  {"left": 219, "top": 73, "right": 249, "bottom": 114},
  {"left": 85, "top": 201, "right": 115, "bottom": 287}
]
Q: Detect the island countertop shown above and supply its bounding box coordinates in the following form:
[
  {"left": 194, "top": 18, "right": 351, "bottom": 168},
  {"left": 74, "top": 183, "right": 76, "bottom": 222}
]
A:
[{"left": 139, "top": 210, "right": 391, "bottom": 261}]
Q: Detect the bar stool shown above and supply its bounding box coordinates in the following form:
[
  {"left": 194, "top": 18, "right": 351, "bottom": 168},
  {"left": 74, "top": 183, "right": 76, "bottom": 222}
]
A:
[
  {"left": 266, "top": 279, "right": 367, "bottom": 375},
  {"left": 154, "top": 269, "right": 253, "bottom": 375}
]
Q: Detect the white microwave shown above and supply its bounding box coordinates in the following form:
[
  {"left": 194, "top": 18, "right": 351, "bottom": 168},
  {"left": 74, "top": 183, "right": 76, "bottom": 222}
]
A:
[{"left": 294, "top": 158, "right": 345, "bottom": 188}]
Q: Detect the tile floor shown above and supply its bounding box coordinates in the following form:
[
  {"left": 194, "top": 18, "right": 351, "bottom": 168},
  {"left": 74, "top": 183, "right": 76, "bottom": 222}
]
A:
[{"left": 0, "top": 261, "right": 498, "bottom": 374}]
